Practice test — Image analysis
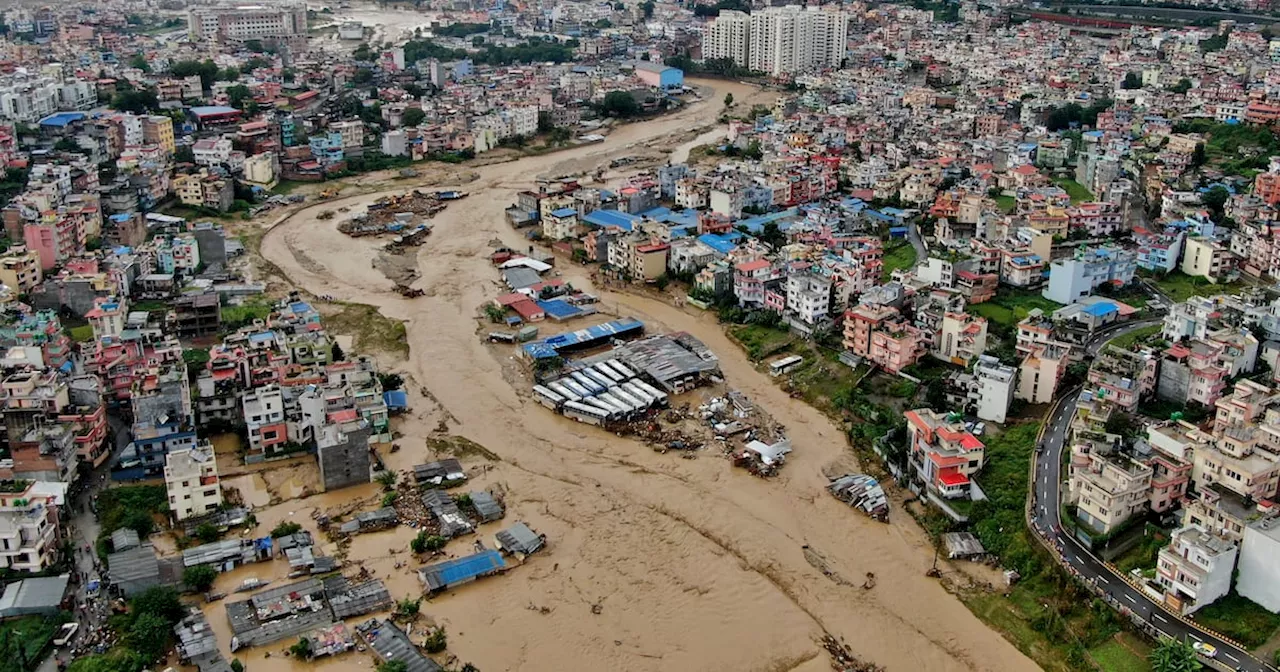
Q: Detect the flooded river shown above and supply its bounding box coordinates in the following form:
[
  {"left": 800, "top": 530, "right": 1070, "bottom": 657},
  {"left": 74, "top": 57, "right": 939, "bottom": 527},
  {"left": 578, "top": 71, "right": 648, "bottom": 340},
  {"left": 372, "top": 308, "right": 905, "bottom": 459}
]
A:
[{"left": 249, "top": 78, "right": 1040, "bottom": 672}]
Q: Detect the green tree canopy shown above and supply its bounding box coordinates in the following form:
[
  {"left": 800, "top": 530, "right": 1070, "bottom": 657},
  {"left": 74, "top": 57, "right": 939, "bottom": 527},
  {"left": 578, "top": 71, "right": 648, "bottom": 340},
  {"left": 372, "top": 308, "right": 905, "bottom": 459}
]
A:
[
  {"left": 403, "top": 108, "right": 426, "bottom": 127},
  {"left": 600, "top": 90, "right": 639, "bottom": 118},
  {"left": 184, "top": 564, "right": 218, "bottom": 592},
  {"left": 1149, "top": 638, "right": 1201, "bottom": 672},
  {"left": 170, "top": 59, "right": 220, "bottom": 90}
]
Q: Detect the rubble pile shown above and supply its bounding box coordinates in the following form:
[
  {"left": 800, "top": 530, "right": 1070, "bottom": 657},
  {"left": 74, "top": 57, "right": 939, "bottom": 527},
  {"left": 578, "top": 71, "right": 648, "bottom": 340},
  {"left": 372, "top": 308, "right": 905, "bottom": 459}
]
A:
[
  {"left": 338, "top": 190, "right": 448, "bottom": 237},
  {"left": 822, "top": 635, "right": 885, "bottom": 672}
]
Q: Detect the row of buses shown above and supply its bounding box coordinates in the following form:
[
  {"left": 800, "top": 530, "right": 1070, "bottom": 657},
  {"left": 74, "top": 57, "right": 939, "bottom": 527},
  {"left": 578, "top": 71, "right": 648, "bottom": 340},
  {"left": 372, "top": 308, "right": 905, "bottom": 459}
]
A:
[{"left": 532, "top": 359, "right": 670, "bottom": 426}]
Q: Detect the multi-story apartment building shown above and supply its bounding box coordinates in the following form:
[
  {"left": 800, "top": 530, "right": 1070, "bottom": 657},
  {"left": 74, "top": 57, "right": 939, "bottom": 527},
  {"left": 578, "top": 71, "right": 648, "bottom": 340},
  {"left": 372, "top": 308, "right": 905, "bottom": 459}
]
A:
[
  {"left": 1181, "top": 235, "right": 1238, "bottom": 283},
  {"left": 244, "top": 384, "right": 289, "bottom": 458},
  {"left": 0, "top": 247, "right": 42, "bottom": 293},
  {"left": 1070, "top": 430, "right": 1153, "bottom": 534},
  {"left": 1192, "top": 426, "right": 1280, "bottom": 504},
  {"left": 1134, "top": 225, "right": 1185, "bottom": 273},
  {"left": 972, "top": 355, "right": 1017, "bottom": 424},
  {"left": 1236, "top": 516, "right": 1280, "bottom": 612},
  {"left": 188, "top": 3, "right": 308, "bottom": 47},
  {"left": 1043, "top": 245, "right": 1136, "bottom": 305},
  {"left": 165, "top": 443, "right": 223, "bottom": 521},
  {"left": 0, "top": 480, "right": 63, "bottom": 572},
  {"left": 734, "top": 258, "right": 780, "bottom": 308},
  {"left": 1018, "top": 342, "right": 1068, "bottom": 404},
  {"left": 1156, "top": 525, "right": 1237, "bottom": 615},
  {"left": 703, "top": 10, "right": 751, "bottom": 68},
  {"left": 935, "top": 311, "right": 988, "bottom": 366},
  {"left": 747, "top": 5, "right": 851, "bottom": 75},
  {"left": 784, "top": 270, "right": 832, "bottom": 327},
  {"left": 905, "top": 408, "right": 985, "bottom": 500}
]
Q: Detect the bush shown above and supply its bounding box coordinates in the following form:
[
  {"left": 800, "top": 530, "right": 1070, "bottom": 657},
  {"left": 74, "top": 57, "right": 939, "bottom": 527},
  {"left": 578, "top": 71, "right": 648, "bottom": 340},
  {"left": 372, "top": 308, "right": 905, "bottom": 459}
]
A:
[
  {"left": 422, "top": 626, "right": 447, "bottom": 653},
  {"left": 381, "top": 491, "right": 399, "bottom": 507},
  {"left": 193, "top": 523, "right": 221, "bottom": 544},
  {"left": 411, "top": 531, "right": 447, "bottom": 554},
  {"left": 394, "top": 598, "right": 420, "bottom": 619},
  {"left": 376, "top": 471, "right": 397, "bottom": 491},
  {"left": 289, "top": 637, "right": 313, "bottom": 659},
  {"left": 230, "top": 659, "right": 245, "bottom": 672},
  {"left": 183, "top": 564, "right": 218, "bottom": 592},
  {"left": 271, "top": 521, "right": 302, "bottom": 538}
]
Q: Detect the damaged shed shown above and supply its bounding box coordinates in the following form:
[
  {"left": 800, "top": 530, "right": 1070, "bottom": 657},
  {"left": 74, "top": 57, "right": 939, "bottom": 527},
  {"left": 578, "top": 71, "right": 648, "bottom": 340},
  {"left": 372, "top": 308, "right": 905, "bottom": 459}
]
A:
[{"left": 495, "top": 521, "right": 545, "bottom": 556}]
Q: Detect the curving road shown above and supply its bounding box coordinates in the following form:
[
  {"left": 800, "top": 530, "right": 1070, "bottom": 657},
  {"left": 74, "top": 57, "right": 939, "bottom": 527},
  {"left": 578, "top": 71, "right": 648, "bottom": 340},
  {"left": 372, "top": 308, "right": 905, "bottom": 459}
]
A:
[{"left": 1030, "top": 317, "right": 1272, "bottom": 672}]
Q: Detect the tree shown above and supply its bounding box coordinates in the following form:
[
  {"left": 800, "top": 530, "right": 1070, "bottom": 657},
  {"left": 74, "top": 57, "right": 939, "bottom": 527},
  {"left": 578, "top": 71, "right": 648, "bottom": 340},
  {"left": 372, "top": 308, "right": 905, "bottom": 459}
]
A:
[
  {"left": 127, "top": 611, "right": 174, "bottom": 660},
  {"left": 331, "top": 341, "right": 346, "bottom": 361},
  {"left": 1169, "top": 78, "right": 1193, "bottom": 95},
  {"left": 123, "top": 508, "right": 156, "bottom": 537},
  {"left": 600, "top": 90, "right": 640, "bottom": 118},
  {"left": 376, "top": 471, "right": 397, "bottom": 490},
  {"left": 184, "top": 564, "right": 218, "bottom": 592},
  {"left": 174, "top": 145, "right": 195, "bottom": 164},
  {"left": 353, "top": 68, "right": 374, "bottom": 84},
  {"left": 422, "top": 626, "right": 447, "bottom": 653},
  {"left": 378, "top": 662, "right": 408, "bottom": 672},
  {"left": 1202, "top": 185, "right": 1230, "bottom": 220},
  {"left": 403, "top": 107, "right": 426, "bottom": 127},
  {"left": 723, "top": 92, "right": 734, "bottom": 108},
  {"left": 394, "top": 597, "right": 420, "bottom": 619},
  {"left": 245, "top": 39, "right": 265, "bottom": 53},
  {"left": 68, "top": 651, "right": 148, "bottom": 672},
  {"left": 411, "top": 531, "right": 447, "bottom": 553},
  {"left": 131, "top": 586, "right": 185, "bottom": 623},
  {"left": 129, "top": 53, "right": 151, "bottom": 73},
  {"left": 1191, "top": 142, "right": 1206, "bottom": 167},
  {"left": 1149, "top": 638, "right": 1200, "bottom": 672},
  {"left": 170, "top": 59, "right": 220, "bottom": 90},
  {"left": 112, "top": 89, "right": 159, "bottom": 114},
  {"left": 193, "top": 522, "right": 221, "bottom": 544},
  {"left": 217, "top": 67, "right": 240, "bottom": 82},
  {"left": 289, "top": 637, "right": 314, "bottom": 659},
  {"left": 271, "top": 521, "right": 303, "bottom": 538},
  {"left": 230, "top": 660, "right": 245, "bottom": 672},
  {"left": 1121, "top": 72, "right": 1142, "bottom": 90},
  {"left": 641, "top": 0, "right": 655, "bottom": 18},
  {"left": 760, "top": 221, "right": 786, "bottom": 250},
  {"left": 378, "top": 373, "right": 404, "bottom": 390}
]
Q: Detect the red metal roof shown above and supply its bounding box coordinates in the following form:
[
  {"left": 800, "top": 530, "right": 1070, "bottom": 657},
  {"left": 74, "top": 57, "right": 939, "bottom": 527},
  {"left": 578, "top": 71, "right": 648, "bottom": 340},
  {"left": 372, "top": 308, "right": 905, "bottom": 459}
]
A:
[{"left": 938, "top": 471, "right": 970, "bottom": 486}]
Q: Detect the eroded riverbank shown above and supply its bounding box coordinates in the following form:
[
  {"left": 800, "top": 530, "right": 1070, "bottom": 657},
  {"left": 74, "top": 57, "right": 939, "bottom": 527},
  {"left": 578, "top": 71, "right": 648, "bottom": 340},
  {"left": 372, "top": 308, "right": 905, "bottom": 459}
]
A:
[{"left": 252, "top": 78, "right": 1040, "bottom": 672}]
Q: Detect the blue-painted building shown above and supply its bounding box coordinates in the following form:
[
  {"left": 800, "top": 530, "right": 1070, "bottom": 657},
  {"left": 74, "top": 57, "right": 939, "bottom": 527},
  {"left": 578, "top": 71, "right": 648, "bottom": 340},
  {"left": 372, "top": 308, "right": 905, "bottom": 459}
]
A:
[
  {"left": 634, "top": 61, "right": 684, "bottom": 91},
  {"left": 309, "top": 132, "right": 345, "bottom": 167}
]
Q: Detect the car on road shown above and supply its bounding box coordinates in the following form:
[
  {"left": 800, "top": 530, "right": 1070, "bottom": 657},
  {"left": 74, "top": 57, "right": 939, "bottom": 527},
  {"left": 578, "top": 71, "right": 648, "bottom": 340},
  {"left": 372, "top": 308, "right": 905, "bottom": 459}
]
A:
[
  {"left": 53, "top": 622, "right": 78, "bottom": 647},
  {"left": 1192, "top": 642, "right": 1217, "bottom": 658}
]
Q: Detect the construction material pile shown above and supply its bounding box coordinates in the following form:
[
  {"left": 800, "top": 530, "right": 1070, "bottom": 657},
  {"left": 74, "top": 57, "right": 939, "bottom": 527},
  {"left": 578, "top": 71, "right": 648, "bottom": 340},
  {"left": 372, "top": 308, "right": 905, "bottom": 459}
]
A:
[{"left": 339, "top": 190, "right": 449, "bottom": 237}]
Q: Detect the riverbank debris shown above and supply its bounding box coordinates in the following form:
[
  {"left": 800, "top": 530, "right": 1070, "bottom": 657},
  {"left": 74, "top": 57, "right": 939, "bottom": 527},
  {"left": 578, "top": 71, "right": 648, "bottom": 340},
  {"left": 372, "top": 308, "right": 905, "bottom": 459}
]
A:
[
  {"left": 822, "top": 634, "right": 886, "bottom": 672},
  {"left": 827, "top": 474, "right": 889, "bottom": 522}
]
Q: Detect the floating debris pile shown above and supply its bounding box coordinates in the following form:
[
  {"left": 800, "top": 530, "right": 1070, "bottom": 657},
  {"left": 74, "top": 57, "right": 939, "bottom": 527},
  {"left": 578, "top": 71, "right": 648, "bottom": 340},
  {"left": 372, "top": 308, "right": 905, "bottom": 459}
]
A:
[{"left": 827, "top": 474, "right": 889, "bottom": 522}]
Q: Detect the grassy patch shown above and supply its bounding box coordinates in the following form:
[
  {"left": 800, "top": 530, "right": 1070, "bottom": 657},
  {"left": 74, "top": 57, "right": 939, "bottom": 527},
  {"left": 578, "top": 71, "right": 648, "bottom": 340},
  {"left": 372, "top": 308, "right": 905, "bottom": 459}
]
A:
[
  {"left": 1112, "top": 525, "right": 1168, "bottom": 574},
  {"left": 1108, "top": 325, "right": 1162, "bottom": 350},
  {"left": 131, "top": 300, "right": 170, "bottom": 312},
  {"left": 970, "top": 288, "right": 1060, "bottom": 327},
  {"left": 0, "top": 614, "right": 64, "bottom": 672},
  {"left": 68, "top": 325, "right": 94, "bottom": 342},
  {"left": 1190, "top": 591, "right": 1280, "bottom": 649},
  {"left": 325, "top": 302, "right": 409, "bottom": 357},
  {"left": 1151, "top": 270, "right": 1247, "bottom": 303},
  {"left": 728, "top": 324, "right": 793, "bottom": 361},
  {"left": 221, "top": 299, "right": 273, "bottom": 331},
  {"left": 1053, "top": 177, "right": 1095, "bottom": 204},
  {"left": 995, "top": 194, "right": 1016, "bottom": 213},
  {"left": 1089, "top": 635, "right": 1152, "bottom": 672},
  {"left": 881, "top": 242, "right": 918, "bottom": 282},
  {"left": 964, "top": 591, "right": 1076, "bottom": 671},
  {"left": 97, "top": 485, "right": 170, "bottom": 562},
  {"left": 271, "top": 180, "right": 311, "bottom": 196}
]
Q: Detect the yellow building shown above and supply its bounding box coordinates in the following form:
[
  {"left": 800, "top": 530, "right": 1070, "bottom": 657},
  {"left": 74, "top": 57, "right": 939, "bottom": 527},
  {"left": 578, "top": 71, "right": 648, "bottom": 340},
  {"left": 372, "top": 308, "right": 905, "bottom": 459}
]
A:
[
  {"left": 1181, "top": 236, "right": 1238, "bottom": 283},
  {"left": 142, "top": 115, "right": 175, "bottom": 155},
  {"left": 0, "top": 248, "right": 43, "bottom": 293}
]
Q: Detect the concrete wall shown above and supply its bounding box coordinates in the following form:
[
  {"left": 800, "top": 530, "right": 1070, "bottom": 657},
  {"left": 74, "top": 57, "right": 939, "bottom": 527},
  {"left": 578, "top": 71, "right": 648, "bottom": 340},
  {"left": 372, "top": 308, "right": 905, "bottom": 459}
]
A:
[{"left": 318, "top": 426, "right": 372, "bottom": 491}]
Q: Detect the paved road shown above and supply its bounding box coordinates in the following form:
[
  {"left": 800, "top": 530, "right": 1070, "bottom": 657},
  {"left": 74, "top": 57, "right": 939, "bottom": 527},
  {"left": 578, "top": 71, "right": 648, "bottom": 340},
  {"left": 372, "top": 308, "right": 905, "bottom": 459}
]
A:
[
  {"left": 1030, "top": 318, "right": 1270, "bottom": 672},
  {"left": 906, "top": 220, "right": 928, "bottom": 270}
]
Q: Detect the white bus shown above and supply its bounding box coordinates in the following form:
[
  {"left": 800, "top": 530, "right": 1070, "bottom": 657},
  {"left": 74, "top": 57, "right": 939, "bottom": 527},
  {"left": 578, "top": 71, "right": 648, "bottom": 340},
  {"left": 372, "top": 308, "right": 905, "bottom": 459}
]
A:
[
  {"left": 633, "top": 379, "right": 669, "bottom": 406},
  {"left": 622, "top": 381, "right": 655, "bottom": 406},
  {"left": 586, "top": 395, "right": 623, "bottom": 415},
  {"left": 612, "top": 387, "right": 646, "bottom": 410},
  {"left": 563, "top": 400, "right": 609, "bottom": 425},
  {"left": 593, "top": 362, "right": 624, "bottom": 383},
  {"left": 598, "top": 392, "right": 635, "bottom": 415},
  {"left": 532, "top": 385, "right": 566, "bottom": 409},
  {"left": 547, "top": 382, "right": 581, "bottom": 403},
  {"left": 570, "top": 371, "right": 605, "bottom": 394},
  {"left": 561, "top": 379, "right": 592, "bottom": 399},
  {"left": 769, "top": 355, "right": 805, "bottom": 377},
  {"left": 582, "top": 368, "right": 615, "bottom": 390},
  {"left": 606, "top": 360, "right": 636, "bottom": 379}
]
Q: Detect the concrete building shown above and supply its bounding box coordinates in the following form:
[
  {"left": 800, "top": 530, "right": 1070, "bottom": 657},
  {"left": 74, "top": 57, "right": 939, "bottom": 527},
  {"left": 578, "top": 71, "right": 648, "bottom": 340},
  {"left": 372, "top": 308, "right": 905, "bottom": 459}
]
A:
[
  {"left": 1156, "top": 525, "right": 1237, "bottom": 615},
  {"left": 973, "top": 355, "right": 1016, "bottom": 424},
  {"left": 1043, "top": 245, "right": 1136, "bottom": 305},
  {"left": 243, "top": 384, "right": 288, "bottom": 458},
  {"left": 904, "top": 408, "right": 985, "bottom": 500},
  {"left": 188, "top": 3, "right": 308, "bottom": 47},
  {"left": 935, "top": 311, "right": 988, "bottom": 366},
  {"left": 1017, "top": 342, "right": 1068, "bottom": 404},
  {"left": 317, "top": 421, "right": 372, "bottom": 492},
  {"left": 1071, "top": 450, "right": 1152, "bottom": 534},
  {"left": 747, "top": 5, "right": 850, "bottom": 76},
  {"left": 0, "top": 481, "right": 63, "bottom": 572},
  {"left": 703, "top": 10, "right": 751, "bottom": 68},
  {"left": 1236, "top": 516, "right": 1280, "bottom": 612},
  {"left": 0, "top": 248, "right": 42, "bottom": 293},
  {"left": 164, "top": 443, "right": 223, "bottom": 521},
  {"left": 1181, "top": 236, "right": 1238, "bottom": 284}
]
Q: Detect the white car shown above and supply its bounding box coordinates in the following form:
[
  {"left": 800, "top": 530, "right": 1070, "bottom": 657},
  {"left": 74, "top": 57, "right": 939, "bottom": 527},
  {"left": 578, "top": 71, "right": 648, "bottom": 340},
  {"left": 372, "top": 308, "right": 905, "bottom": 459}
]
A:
[
  {"left": 53, "top": 622, "right": 78, "bottom": 647},
  {"left": 974, "top": 423, "right": 986, "bottom": 436},
  {"left": 1192, "top": 641, "right": 1217, "bottom": 658}
]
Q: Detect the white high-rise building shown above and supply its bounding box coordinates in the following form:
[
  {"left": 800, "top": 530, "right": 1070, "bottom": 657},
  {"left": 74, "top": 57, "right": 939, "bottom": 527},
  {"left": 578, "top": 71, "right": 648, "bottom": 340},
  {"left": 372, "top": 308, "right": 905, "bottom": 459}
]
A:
[
  {"left": 702, "top": 6, "right": 849, "bottom": 76},
  {"left": 703, "top": 10, "right": 750, "bottom": 67},
  {"left": 749, "top": 5, "right": 850, "bottom": 76}
]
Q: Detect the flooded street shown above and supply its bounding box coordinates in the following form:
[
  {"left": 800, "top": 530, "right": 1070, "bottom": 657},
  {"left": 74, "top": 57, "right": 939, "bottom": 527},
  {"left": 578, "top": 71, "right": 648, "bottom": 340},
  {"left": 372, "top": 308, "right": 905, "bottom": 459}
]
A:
[{"left": 251, "top": 78, "right": 1040, "bottom": 672}]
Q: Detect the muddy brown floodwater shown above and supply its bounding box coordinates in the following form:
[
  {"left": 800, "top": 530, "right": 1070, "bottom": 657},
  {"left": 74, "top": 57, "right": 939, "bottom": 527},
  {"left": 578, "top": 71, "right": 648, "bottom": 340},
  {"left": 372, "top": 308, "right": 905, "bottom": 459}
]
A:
[{"left": 254, "top": 79, "right": 1041, "bottom": 672}]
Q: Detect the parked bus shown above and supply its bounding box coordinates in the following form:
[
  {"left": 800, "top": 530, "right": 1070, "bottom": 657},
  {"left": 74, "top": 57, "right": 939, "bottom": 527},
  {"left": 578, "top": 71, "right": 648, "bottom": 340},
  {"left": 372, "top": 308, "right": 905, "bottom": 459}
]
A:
[
  {"left": 581, "top": 368, "right": 615, "bottom": 390},
  {"left": 586, "top": 395, "right": 624, "bottom": 416},
  {"left": 593, "top": 362, "right": 624, "bottom": 384},
  {"left": 622, "top": 381, "right": 654, "bottom": 405},
  {"left": 606, "top": 360, "right": 636, "bottom": 379},
  {"left": 598, "top": 392, "right": 634, "bottom": 415},
  {"left": 769, "top": 355, "right": 805, "bottom": 377},
  {"left": 563, "top": 401, "right": 609, "bottom": 425},
  {"left": 532, "top": 385, "right": 565, "bottom": 410},
  {"left": 570, "top": 372, "right": 605, "bottom": 394},
  {"left": 561, "top": 379, "right": 592, "bottom": 399},
  {"left": 547, "top": 382, "right": 581, "bottom": 403},
  {"left": 612, "top": 387, "right": 646, "bottom": 410},
  {"left": 633, "top": 379, "right": 669, "bottom": 406}
]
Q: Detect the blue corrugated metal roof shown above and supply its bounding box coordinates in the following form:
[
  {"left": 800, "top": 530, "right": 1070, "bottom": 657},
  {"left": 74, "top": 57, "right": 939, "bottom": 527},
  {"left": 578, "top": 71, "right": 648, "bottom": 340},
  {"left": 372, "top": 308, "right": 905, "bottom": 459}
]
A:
[
  {"left": 736, "top": 208, "right": 800, "bottom": 234},
  {"left": 190, "top": 106, "right": 239, "bottom": 116},
  {"left": 384, "top": 390, "right": 408, "bottom": 409},
  {"left": 1082, "top": 302, "right": 1118, "bottom": 316},
  {"left": 521, "top": 318, "right": 644, "bottom": 358},
  {"left": 550, "top": 207, "right": 578, "bottom": 218},
  {"left": 583, "top": 209, "right": 638, "bottom": 231},
  {"left": 39, "top": 112, "right": 86, "bottom": 127},
  {"left": 428, "top": 550, "right": 505, "bottom": 587},
  {"left": 698, "top": 233, "right": 738, "bottom": 255},
  {"left": 537, "top": 299, "right": 581, "bottom": 319}
]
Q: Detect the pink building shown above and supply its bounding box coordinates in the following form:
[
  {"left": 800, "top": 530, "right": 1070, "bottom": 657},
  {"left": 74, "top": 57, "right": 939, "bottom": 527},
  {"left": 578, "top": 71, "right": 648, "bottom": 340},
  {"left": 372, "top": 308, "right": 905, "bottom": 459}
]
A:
[{"left": 868, "top": 319, "right": 924, "bottom": 374}]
